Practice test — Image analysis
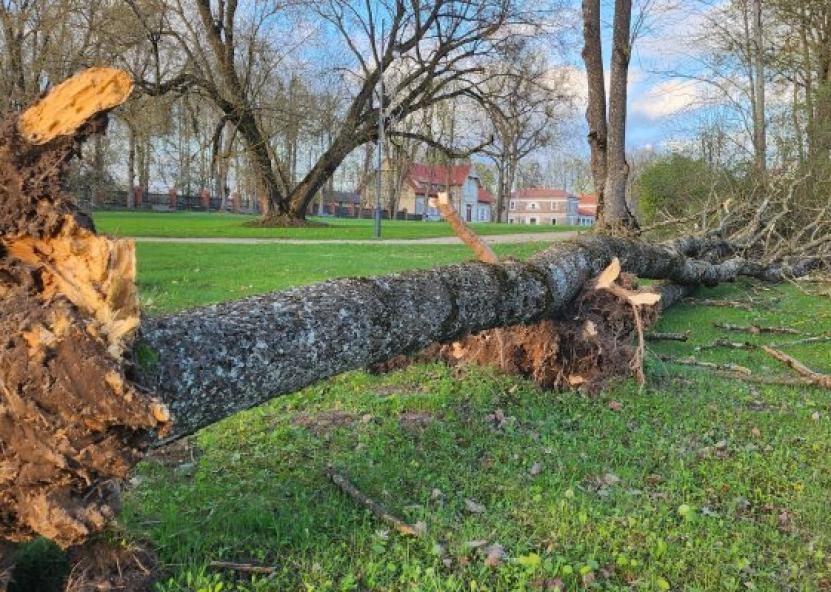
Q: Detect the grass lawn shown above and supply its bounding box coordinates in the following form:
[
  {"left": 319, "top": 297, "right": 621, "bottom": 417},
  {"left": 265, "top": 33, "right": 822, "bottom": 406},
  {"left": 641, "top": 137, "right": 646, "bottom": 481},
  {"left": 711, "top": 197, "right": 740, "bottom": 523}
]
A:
[
  {"left": 93, "top": 210, "right": 580, "bottom": 240},
  {"left": 111, "top": 241, "right": 831, "bottom": 591},
  {"left": 135, "top": 241, "right": 547, "bottom": 313}
]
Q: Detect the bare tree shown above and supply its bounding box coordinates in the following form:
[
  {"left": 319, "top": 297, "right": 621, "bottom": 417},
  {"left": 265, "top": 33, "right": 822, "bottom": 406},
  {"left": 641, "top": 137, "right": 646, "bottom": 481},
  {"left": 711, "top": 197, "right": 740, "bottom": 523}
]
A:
[
  {"left": 120, "top": 0, "right": 522, "bottom": 224},
  {"left": 479, "top": 42, "right": 571, "bottom": 222}
]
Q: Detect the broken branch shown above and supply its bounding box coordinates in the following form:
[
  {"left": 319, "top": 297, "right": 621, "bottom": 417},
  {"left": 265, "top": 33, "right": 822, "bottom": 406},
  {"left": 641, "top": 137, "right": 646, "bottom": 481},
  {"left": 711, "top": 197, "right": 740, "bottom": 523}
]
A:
[
  {"left": 429, "top": 192, "right": 499, "bottom": 264},
  {"left": 760, "top": 346, "right": 831, "bottom": 389},
  {"left": 714, "top": 322, "right": 799, "bottom": 335},
  {"left": 324, "top": 466, "right": 425, "bottom": 537}
]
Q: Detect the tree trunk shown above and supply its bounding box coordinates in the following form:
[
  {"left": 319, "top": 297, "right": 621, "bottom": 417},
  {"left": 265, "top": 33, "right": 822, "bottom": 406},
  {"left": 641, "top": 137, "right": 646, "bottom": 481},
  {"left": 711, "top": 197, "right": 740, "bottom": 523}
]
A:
[
  {"left": 0, "top": 69, "right": 820, "bottom": 551},
  {"left": 600, "top": 0, "right": 639, "bottom": 232},
  {"left": 287, "top": 138, "right": 357, "bottom": 219},
  {"left": 750, "top": 0, "right": 767, "bottom": 176},
  {"left": 581, "top": 0, "right": 608, "bottom": 215}
]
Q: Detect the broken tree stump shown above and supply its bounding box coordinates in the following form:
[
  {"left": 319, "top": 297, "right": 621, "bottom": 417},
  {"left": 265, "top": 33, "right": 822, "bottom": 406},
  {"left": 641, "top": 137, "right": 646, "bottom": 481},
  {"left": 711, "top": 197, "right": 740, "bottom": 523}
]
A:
[{"left": 0, "top": 68, "right": 169, "bottom": 547}]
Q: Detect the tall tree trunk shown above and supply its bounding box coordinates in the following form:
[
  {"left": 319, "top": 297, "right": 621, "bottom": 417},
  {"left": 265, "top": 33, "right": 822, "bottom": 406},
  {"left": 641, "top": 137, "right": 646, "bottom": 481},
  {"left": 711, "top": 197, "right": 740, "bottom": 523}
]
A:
[
  {"left": 287, "top": 137, "right": 361, "bottom": 218},
  {"left": 600, "top": 0, "right": 638, "bottom": 232},
  {"left": 581, "top": 0, "right": 608, "bottom": 215},
  {"left": 750, "top": 0, "right": 767, "bottom": 176}
]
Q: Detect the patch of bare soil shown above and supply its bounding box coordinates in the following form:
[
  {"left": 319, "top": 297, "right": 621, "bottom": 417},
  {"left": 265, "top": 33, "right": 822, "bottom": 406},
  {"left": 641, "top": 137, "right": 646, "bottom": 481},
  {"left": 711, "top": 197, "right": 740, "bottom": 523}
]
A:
[
  {"left": 144, "top": 437, "right": 203, "bottom": 467},
  {"left": 64, "top": 538, "right": 159, "bottom": 592},
  {"left": 293, "top": 410, "right": 357, "bottom": 436},
  {"left": 398, "top": 412, "right": 436, "bottom": 431}
]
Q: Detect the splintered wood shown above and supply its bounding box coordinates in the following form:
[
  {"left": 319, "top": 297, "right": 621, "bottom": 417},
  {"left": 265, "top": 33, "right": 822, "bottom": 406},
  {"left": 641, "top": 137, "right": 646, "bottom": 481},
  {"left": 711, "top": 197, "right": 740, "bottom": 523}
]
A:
[
  {"left": 0, "top": 68, "right": 168, "bottom": 548},
  {"left": 429, "top": 192, "right": 498, "bottom": 264},
  {"left": 17, "top": 67, "right": 133, "bottom": 145}
]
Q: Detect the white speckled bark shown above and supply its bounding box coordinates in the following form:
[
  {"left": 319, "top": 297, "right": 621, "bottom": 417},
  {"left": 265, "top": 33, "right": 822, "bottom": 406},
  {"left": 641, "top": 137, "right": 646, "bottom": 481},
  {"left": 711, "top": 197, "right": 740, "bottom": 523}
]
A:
[{"left": 138, "top": 235, "right": 816, "bottom": 439}]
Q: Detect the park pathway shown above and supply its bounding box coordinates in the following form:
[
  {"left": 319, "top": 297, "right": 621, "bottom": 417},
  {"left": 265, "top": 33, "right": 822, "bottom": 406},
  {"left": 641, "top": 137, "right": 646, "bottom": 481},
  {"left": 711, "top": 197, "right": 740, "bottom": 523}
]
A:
[{"left": 127, "top": 230, "right": 580, "bottom": 245}]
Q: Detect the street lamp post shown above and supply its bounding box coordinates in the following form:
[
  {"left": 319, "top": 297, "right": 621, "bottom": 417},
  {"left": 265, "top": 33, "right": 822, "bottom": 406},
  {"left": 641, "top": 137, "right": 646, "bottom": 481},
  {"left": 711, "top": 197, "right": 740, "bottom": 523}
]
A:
[{"left": 374, "top": 22, "right": 385, "bottom": 240}]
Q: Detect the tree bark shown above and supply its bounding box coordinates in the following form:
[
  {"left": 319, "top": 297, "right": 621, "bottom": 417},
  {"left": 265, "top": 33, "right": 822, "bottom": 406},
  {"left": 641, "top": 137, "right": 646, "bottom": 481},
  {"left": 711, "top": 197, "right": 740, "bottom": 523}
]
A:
[
  {"left": 581, "top": 0, "right": 608, "bottom": 216},
  {"left": 750, "top": 0, "right": 767, "bottom": 176},
  {"left": 600, "top": 0, "right": 639, "bottom": 231}
]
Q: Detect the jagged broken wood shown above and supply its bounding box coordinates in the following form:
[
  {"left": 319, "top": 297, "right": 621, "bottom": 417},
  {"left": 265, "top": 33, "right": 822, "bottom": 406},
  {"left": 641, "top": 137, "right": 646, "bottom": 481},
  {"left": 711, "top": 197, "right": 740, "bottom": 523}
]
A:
[{"left": 0, "top": 68, "right": 822, "bottom": 550}]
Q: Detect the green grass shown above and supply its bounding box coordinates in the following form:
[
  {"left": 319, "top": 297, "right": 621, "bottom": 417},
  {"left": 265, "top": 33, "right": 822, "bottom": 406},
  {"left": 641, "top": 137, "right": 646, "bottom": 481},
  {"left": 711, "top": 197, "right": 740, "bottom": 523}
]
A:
[
  {"left": 93, "top": 211, "right": 579, "bottom": 240},
  {"left": 136, "top": 241, "right": 547, "bottom": 313},
  {"left": 116, "top": 244, "right": 831, "bottom": 591}
]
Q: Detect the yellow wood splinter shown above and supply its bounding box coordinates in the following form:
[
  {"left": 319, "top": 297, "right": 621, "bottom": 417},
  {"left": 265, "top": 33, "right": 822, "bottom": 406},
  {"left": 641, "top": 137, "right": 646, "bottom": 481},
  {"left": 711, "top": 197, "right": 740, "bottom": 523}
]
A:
[{"left": 17, "top": 67, "right": 133, "bottom": 145}]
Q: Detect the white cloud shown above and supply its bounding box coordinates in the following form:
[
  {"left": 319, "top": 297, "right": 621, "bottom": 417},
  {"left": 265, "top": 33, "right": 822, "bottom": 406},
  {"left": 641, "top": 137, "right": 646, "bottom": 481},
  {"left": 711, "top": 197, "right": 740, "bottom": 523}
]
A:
[{"left": 631, "top": 79, "right": 704, "bottom": 119}]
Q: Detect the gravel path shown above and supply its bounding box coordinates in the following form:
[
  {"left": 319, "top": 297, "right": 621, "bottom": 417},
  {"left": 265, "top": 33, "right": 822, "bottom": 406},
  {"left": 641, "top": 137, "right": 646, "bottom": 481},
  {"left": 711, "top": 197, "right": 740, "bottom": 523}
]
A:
[{"left": 126, "top": 231, "right": 580, "bottom": 245}]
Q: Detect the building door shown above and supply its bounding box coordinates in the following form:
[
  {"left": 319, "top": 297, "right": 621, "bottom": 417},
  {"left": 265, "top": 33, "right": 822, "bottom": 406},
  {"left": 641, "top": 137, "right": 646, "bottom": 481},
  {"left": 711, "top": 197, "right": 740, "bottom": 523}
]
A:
[{"left": 465, "top": 204, "right": 472, "bottom": 222}]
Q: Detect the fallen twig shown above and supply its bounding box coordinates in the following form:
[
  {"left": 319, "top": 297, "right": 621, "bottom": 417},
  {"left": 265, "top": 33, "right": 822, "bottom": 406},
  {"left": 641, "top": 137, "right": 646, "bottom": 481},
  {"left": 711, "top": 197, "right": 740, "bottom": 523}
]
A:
[
  {"left": 769, "top": 334, "right": 831, "bottom": 348},
  {"left": 714, "top": 322, "right": 799, "bottom": 335},
  {"left": 761, "top": 346, "right": 831, "bottom": 388},
  {"left": 695, "top": 338, "right": 755, "bottom": 352},
  {"left": 685, "top": 298, "right": 753, "bottom": 311},
  {"left": 646, "top": 331, "right": 690, "bottom": 342},
  {"left": 324, "top": 466, "right": 425, "bottom": 537},
  {"left": 209, "top": 561, "right": 277, "bottom": 575},
  {"left": 655, "top": 354, "right": 752, "bottom": 375}
]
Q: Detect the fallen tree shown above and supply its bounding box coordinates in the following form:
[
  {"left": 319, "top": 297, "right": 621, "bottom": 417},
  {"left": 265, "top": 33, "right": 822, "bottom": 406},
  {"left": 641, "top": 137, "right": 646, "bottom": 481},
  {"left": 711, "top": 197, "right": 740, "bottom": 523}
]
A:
[{"left": 0, "top": 69, "right": 825, "bottom": 559}]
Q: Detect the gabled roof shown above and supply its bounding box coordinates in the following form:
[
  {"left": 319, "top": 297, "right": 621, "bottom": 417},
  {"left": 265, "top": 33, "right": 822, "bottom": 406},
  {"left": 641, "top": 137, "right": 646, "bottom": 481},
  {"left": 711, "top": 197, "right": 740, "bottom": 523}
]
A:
[
  {"left": 477, "top": 187, "right": 495, "bottom": 204},
  {"left": 408, "top": 163, "right": 472, "bottom": 193},
  {"left": 512, "top": 187, "right": 574, "bottom": 200},
  {"left": 578, "top": 193, "right": 598, "bottom": 206}
]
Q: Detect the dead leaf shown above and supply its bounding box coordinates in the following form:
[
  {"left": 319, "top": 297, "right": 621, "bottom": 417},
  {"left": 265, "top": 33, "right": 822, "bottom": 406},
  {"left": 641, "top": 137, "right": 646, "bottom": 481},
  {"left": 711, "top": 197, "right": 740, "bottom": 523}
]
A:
[
  {"left": 595, "top": 258, "right": 621, "bottom": 289},
  {"left": 484, "top": 543, "right": 505, "bottom": 567},
  {"left": 608, "top": 400, "right": 623, "bottom": 412},
  {"left": 529, "top": 462, "right": 542, "bottom": 476},
  {"left": 464, "top": 498, "right": 486, "bottom": 514},
  {"left": 750, "top": 427, "right": 761, "bottom": 438}
]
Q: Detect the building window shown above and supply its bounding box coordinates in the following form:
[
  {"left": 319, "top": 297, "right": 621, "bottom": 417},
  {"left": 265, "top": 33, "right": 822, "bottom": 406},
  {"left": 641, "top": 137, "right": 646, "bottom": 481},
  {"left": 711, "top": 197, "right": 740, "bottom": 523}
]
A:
[
  {"left": 509, "top": 201, "right": 515, "bottom": 210},
  {"left": 551, "top": 219, "right": 557, "bottom": 225},
  {"left": 529, "top": 217, "right": 537, "bottom": 225},
  {"left": 529, "top": 202, "right": 538, "bottom": 210}
]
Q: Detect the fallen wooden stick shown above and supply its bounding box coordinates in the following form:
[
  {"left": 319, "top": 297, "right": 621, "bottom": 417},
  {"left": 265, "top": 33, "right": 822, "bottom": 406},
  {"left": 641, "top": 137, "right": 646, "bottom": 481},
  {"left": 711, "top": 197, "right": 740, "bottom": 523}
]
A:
[
  {"left": 655, "top": 354, "right": 752, "bottom": 375},
  {"left": 761, "top": 346, "right": 831, "bottom": 388},
  {"left": 685, "top": 298, "right": 753, "bottom": 311},
  {"left": 324, "top": 466, "right": 425, "bottom": 537},
  {"left": 695, "top": 338, "right": 755, "bottom": 352},
  {"left": 646, "top": 331, "right": 690, "bottom": 342},
  {"left": 714, "top": 322, "right": 799, "bottom": 335},
  {"left": 209, "top": 561, "right": 277, "bottom": 575},
  {"left": 769, "top": 334, "right": 831, "bottom": 348}
]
